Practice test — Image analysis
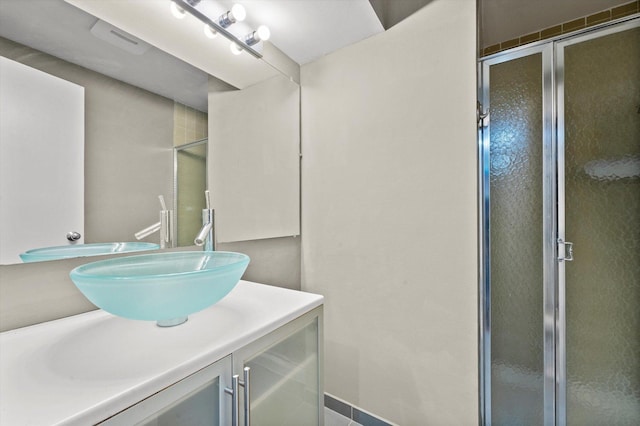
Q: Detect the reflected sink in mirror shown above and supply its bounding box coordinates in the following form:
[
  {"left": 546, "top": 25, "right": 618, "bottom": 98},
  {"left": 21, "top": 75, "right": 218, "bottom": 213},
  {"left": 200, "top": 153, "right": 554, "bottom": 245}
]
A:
[
  {"left": 69, "top": 251, "right": 250, "bottom": 327},
  {"left": 19, "top": 242, "right": 160, "bottom": 263}
]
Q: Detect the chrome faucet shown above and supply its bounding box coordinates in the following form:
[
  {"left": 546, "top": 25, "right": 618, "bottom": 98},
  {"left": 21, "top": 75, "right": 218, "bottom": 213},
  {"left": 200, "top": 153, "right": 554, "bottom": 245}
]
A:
[
  {"left": 134, "top": 195, "right": 173, "bottom": 249},
  {"left": 194, "top": 190, "right": 215, "bottom": 251}
]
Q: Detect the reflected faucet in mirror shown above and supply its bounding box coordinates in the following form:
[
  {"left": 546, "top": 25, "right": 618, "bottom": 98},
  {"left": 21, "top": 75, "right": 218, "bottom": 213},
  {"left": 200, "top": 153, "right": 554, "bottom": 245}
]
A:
[
  {"left": 194, "top": 190, "right": 215, "bottom": 251},
  {"left": 134, "top": 195, "right": 173, "bottom": 249}
]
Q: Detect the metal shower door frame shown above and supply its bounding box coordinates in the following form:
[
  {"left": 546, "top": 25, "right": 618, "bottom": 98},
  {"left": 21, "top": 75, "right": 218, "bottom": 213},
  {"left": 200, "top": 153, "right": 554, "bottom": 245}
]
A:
[{"left": 478, "top": 42, "right": 557, "bottom": 426}]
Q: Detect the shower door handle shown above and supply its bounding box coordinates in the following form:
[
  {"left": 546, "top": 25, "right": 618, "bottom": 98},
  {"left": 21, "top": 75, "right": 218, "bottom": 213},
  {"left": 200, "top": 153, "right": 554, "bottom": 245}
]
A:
[{"left": 558, "top": 239, "right": 574, "bottom": 262}]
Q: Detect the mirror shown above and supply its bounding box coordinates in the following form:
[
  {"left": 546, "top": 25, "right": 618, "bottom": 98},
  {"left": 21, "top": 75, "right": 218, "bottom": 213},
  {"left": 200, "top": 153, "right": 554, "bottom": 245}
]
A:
[{"left": 0, "top": 0, "right": 298, "bottom": 264}]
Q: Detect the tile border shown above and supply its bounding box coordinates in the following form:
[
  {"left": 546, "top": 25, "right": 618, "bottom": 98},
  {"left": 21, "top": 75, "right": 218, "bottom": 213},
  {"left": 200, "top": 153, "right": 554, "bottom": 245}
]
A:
[
  {"left": 325, "top": 393, "right": 396, "bottom": 426},
  {"left": 325, "top": 393, "right": 352, "bottom": 418},
  {"left": 482, "top": 0, "right": 639, "bottom": 56}
]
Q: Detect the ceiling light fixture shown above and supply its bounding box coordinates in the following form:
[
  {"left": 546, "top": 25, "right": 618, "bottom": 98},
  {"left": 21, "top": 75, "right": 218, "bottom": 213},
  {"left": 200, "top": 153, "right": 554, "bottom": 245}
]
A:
[
  {"left": 169, "top": 0, "right": 267, "bottom": 59},
  {"left": 218, "top": 4, "right": 246, "bottom": 28},
  {"left": 244, "top": 25, "right": 270, "bottom": 46}
]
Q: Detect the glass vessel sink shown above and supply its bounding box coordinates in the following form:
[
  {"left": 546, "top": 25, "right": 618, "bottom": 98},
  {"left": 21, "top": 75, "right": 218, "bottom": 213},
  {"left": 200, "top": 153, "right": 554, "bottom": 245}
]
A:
[
  {"left": 19, "top": 242, "right": 160, "bottom": 263},
  {"left": 69, "top": 251, "right": 250, "bottom": 326}
]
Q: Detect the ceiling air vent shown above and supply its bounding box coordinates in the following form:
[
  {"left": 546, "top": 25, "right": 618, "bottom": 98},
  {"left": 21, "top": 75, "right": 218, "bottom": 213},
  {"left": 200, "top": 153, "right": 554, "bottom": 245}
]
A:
[{"left": 90, "top": 19, "right": 151, "bottom": 55}]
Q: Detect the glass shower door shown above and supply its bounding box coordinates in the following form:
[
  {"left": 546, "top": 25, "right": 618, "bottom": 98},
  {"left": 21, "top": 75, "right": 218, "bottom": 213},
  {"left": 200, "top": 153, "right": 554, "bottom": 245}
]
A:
[
  {"left": 481, "top": 45, "right": 555, "bottom": 425},
  {"left": 559, "top": 24, "right": 640, "bottom": 425},
  {"left": 481, "top": 18, "right": 640, "bottom": 426}
]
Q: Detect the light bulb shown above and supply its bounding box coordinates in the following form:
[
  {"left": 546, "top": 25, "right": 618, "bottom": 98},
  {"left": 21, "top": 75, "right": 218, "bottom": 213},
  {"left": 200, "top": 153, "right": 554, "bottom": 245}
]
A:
[
  {"left": 218, "top": 4, "right": 246, "bottom": 28},
  {"left": 204, "top": 24, "right": 217, "bottom": 39},
  {"left": 170, "top": 1, "right": 186, "bottom": 19},
  {"left": 256, "top": 25, "right": 270, "bottom": 41},
  {"left": 230, "top": 42, "right": 243, "bottom": 55},
  {"left": 245, "top": 25, "right": 271, "bottom": 46},
  {"left": 231, "top": 4, "right": 246, "bottom": 22}
]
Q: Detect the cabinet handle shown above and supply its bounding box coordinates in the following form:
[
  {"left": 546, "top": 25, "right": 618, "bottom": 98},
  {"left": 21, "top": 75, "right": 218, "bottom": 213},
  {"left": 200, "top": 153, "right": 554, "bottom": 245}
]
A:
[
  {"left": 239, "top": 367, "right": 251, "bottom": 426},
  {"left": 224, "top": 374, "right": 240, "bottom": 426}
]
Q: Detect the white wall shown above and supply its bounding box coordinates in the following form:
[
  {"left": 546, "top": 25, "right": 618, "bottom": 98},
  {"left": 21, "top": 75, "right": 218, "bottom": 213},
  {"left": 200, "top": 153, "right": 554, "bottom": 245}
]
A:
[{"left": 301, "top": 0, "right": 478, "bottom": 424}]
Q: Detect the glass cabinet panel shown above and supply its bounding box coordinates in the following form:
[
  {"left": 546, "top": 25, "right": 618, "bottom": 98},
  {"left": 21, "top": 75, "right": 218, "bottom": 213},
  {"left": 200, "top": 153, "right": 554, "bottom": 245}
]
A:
[
  {"left": 136, "top": 378, "right": 220, "bottom": 426},
  {"left": 237, "top": 313, "right": 322, "bottom": 426},
  {"left": 101, "top": 355, "right": 231, "bottom": 426}
]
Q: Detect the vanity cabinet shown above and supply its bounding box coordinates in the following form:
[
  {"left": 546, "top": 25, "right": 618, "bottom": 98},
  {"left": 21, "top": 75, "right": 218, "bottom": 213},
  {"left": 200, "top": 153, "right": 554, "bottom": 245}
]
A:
[
  {"left": 0, "top": 281, "right": 324, "bottom": 426},
  {"left": 100, "top": 307, "right": 323, "bottom": 426}
]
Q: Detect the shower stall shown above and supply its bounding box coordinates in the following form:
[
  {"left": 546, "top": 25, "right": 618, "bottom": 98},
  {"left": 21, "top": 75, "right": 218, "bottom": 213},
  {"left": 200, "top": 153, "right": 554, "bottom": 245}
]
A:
[{"left": 478, "top": 17, "right": 639, "bottom": 425}]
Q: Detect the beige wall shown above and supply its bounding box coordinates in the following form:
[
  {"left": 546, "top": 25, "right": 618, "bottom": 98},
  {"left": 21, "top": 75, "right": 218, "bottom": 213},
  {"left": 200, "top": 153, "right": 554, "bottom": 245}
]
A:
[
  {"left": 173, "top": 102, "right": 208, "bottom": 147},
  {"left": 300, "top": 0, "right": 478, "bottom": 424},
  {"left": 217, "top": 237, "right": 301, "bottom": 291}
]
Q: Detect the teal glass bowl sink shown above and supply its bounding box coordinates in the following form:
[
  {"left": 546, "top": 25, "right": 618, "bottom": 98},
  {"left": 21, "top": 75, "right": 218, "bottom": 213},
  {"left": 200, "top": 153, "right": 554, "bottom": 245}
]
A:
[
  {"left": 69, "top": 251, "right": 249, "bottom": 326},
  {"left": 19, "top": 242, "right": 160, "bottom": 263}
]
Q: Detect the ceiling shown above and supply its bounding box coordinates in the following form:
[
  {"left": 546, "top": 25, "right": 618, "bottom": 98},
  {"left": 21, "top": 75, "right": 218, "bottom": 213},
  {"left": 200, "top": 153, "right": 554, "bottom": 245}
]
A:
[
  {"left": 0, "top": 0, "right": 428, "bottom": 110},
  {"left": 369, "top": 0, "right": 434, "bottom": 30},
  {"left": 0, "top": 0, "right": 211, "bottom": 110},
  {"left": 216, "top": 0, "right": 384, "bottom": 65}
]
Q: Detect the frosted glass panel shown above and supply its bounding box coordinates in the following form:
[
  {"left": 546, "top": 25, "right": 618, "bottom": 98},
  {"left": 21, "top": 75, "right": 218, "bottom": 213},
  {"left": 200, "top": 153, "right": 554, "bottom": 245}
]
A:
[
  {"left": 137, "top": 378, "right": 221, "bottom": 426},
  {"left": 245, "top": 319, "right": 319, "bottom": 425},
  {"left": 489, "top": 53, "right": 544, "bottom": 425},
  {"left": 564, "top": 27, "right": 640, "bottom": 425}
]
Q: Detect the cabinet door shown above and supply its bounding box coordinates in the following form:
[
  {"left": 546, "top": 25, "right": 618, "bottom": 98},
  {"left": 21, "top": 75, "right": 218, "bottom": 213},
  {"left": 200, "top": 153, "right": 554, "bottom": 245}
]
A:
[
  {"left": 101, "top": 355, "right": 232, "bottom": 426},
  {"left": 233, "top": 308, "right": 323, "bottom": 426}
]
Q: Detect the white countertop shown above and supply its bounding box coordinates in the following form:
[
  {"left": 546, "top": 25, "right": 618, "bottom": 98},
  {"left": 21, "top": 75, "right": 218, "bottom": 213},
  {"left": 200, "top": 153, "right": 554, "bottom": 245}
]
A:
[{"left": 0, "top": 280, "right": 323, "bottom": 425}]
